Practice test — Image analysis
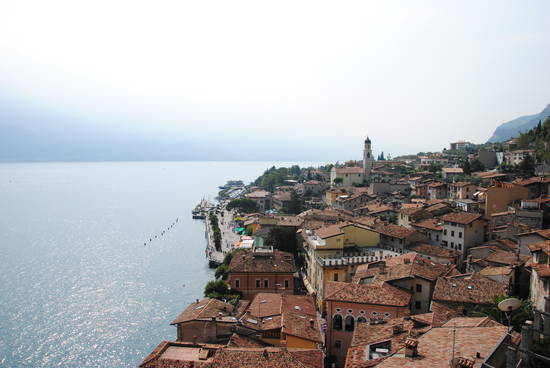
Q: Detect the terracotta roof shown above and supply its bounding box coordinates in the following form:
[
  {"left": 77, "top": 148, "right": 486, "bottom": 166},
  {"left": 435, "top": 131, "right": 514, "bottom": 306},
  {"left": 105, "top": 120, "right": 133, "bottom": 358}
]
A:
[
  {"left": 432, "top": 277, "right": 508, "bottom": 305},
  {"left": 241, "top": 294, "right": 323, "bottom": 343},
  {"left": 227, "top": 333, "right": 268, "bottom": 348},
  {"left": 354, "top": 253, "right": 455, "bottom": 283},
  {"left": 412, "top": 218, "right": 443, "bottom": 231},
  {"left": 441, "top": 316, "right": 502, "bottom": 328},
  {"left": 171, "top": 298, "right": 235, "bottom": 325},
  {"left": 528, "top": 240, "right": 550, "bottom": 254},
  {"left": 428, "top": 182, "right": 447, "bottom": 188},
  {"left": 440, "top": 212, "right": 482, "bottom": 225},
  {"left": 375, "top": 324, "right": 508, "bottom": 368},
  {"left": 304, "top": 180, "right": 321, "bottom": 185},
  {"left": 408, "top": 243, "right": 458, "bottom": 259},
  {"left": 140, "top": 341, "right": 224, "bottom": 368},
  {"left": 324, "top": 281, "right": 411, "bottom": 307},
  {"left": 314, "top": 223, "right": 345, "bottom": 239},
  {"left": 246, "top": 190, "right": 271, "bottom": 199},
  {"left": 532, "top": 264, "right": 550, "bottom": 278},
  {"left": 345, "top": 317, "right": 432, "bottom": 368},
  {"left": 479, "top": 266, "right": 514, "bottom": 277},
  {"left": 519, "top": 229, "right": 550, "bottom": 239},
  {"left": 357, "top": 203, "right": 394, "bottom": 215},
  {"left": 228, "top": 249, "right": 296, "bottom": 274},
  {"left": 209, "top": 347, "right": 323, "bottom": 368},
  {"left": 514, "top": 176, "right": 550, "bottom": 186},
  {"left": 449, "top": 181, "right": 476, "bottom": 188},
  {"left": 374, "top": 223, "right": 418, "bottom": 239}
]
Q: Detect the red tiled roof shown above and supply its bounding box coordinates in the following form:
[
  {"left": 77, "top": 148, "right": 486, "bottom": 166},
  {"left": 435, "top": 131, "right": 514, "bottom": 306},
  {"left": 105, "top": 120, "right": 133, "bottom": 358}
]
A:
[
  {"left": 374, "top": 223, "right": 418, "bottom": 239},
  {"left": 171, "top": 298, "right": 235, "bottom": 325},
  {"left": 335, "top": 167, "right": 364, "bottom": 174},
  {"left": 210, "top": 347, "right": 323, "bottom": 368},
  {"left": 324, "top": 281, "right": 411, "bottom": 307},
  {"left": 375, "top": 324, "right": 508, "bottom": 368},
  {"left": 440, "top": 212, "right": 482, "bottom": 225},
  {"left": 408, "top": 243, "right": 458, "bottom": 259},
  {"left": 314, "top": 223, "right": 345, "bottom": 239},
  {"left": 432, "top": 277, "right": 508, "bottom": 305},
  {"left": 412, "top": 218, "right": 443, "bottom": 231},
  {"left": 228, "top": 250, "right": 296, "bottom": 274},
  {"left": 528, "top": 240, "right": 550, "bottom": 254}
]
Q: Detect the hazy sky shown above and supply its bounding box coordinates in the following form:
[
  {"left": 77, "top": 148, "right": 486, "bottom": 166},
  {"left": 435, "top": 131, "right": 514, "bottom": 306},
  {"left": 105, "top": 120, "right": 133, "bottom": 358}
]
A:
[{"left": 1, "top": 1, "right": 550, "bottom": 161}]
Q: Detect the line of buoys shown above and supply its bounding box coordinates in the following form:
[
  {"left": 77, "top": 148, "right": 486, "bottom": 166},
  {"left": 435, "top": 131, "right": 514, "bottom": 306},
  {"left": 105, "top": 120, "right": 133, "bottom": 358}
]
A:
[{"left": 143, "top": 217, "right": 180, "bottom": 246}]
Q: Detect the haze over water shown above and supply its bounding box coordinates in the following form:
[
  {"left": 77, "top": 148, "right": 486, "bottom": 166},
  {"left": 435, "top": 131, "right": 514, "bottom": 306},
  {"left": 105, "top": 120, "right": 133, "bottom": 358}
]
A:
[{"left": 0, "top": 161, "right": 317, "bottom": 368}]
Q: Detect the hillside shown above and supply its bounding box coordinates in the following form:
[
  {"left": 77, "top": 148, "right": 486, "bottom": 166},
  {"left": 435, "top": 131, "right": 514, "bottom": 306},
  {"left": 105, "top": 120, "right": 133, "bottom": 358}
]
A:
[{"left": 487, "top": 103, "right": 550, "bottom": 143}]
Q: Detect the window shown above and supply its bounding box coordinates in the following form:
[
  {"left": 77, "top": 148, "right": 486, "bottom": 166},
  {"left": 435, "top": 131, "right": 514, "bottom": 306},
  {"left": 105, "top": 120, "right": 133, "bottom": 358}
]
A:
[
  {"left": 284, "top": 279, "right": 289, "bottom": 289},
  {"left": 442, "top": 241, "right": 448, "bottom": 247},
  {"left": 345, "top": 316, "right": 355, "bottom": 331},
  {"left": 335, "top": 340, "right": 342, "bottom": 349},
  {"left": 333, "top": 273, "right": 339, "bottom": 282},
  {"left": 436, "top": 234, "right": 439, "bottom": 241},
  {"left": 428, "top": 233, "right": 431, "bottom": 239},
  {"left": 415, "top": 301, "right": 421, "bottom": 309},
  {"left": 371, "top": 311, "right": 378, "bottom": 317},
  {"left": 347, "top": 309, "right": 353, "bottom": 313},
  {"left": 416, "top": 284, "right": 422, "bottom": 292},
  {"left": 459, "top": 232, "right": 462, "bottom": 238},
  {"left": 357, "top": 316, "right": 367, "bottom": 323},
  {"left": 263, "top": 279, "right": 269, "bottom": 288},
  {"left": 458, "top": 244, "right": 462, "bottom": 250},
  {"left": 333, "top": 315, "right": 342, "bottom": 330},
  {"left": 443, "top": 229, "right": 447, "bottom": 235},
  {"left": 235, "top": 279, "right": 240, "bottom": 288},
  {"left": 383, "top": 312, "right": 390, "bottom": 319},
  {"left": 451, "top": 230, "right": 455, "bottom": 237},
  {"left": 256, "top": 279, "right": 261, "bottom": 288}
]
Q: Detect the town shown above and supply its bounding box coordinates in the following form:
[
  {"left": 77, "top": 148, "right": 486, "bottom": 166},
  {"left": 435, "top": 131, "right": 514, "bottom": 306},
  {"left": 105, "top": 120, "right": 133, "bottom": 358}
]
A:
[{"left": 140, "top": 121, "right": 550, "bottom": 367}]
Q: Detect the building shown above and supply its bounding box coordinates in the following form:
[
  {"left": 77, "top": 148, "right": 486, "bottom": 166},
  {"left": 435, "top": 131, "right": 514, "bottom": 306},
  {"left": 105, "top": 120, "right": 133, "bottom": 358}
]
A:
[
  {"left": 397, "top": 207, "right": 432, "bottom": 228},
  {"left": 344, "top": 314, "right": 433, "bottom": 368},
  {"left": 448, "top": 182, "right": 477, "bottom": 200},
  {"left": 450, "top": 141, "right": 473, "bottom": 150},
  {"left": 527, "top": 240, "right": 550, "bottom": 313},
  {"left": 427, "top": 182, "right": 447, "bottom": 200},
  {"left": 374, "top": 223, "right": 427, "bottom": 252},
  {"left": 330, "top": 167, "right": 364, "bottom": 187},
  {"left": 363, "top": 137, "right": 374, "bottom": 181},
  {"left": 170, "top": 298, "right": 240, "bottom": 343},
  {"left": 301, "top": 180, "right": 323, "bottom": 196},
  {"left": 245, "top": 190, "right": 271, "bottom": 212},
  {"left": 408, "top": 243, "right": 458, "bottom": 265},
  {"left": 227, "top": 248, "right": 296, "bottom": 300},
  {"left": 140, "top": 342, "right": 323, "bottom": 368},
  {"left": 353, "top": 253, "right": 456, "bottom": 315},
  {"left": 439, "top": 212, "right": 485, "bottom": 258},
  {"left": 325, "top": 281, "right": 411, "bottom": 367},
  {"left": 334, "top": 191, "right": 372, "bottom": 212},
  {"left": 431, "top": 276, "right": 508, "bottom": 325},
  {"left": 373, "top": 318, "right": 508, "bottom": 368},
  {"left": 485, "top": 182, "right": 529, "bottom": 218},
  {"left": 271, "top": 191, "right": 292, "bottom": 212},
  {"left": 237, "top": 293, "right": 323, "bottom": 348},
  {"left": 411, "top": 218, "right": 443, "bottom": 246},
  {"left": 441, "top": 167, "right": 464, "bottom": 179},
  {"left": 504, "top": 149, "right": 536, "bottom": 165}
]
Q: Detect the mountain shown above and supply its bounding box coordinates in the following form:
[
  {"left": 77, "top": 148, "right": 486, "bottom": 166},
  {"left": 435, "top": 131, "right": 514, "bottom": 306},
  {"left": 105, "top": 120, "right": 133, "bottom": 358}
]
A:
[{"left": 487, "top": 103, "right": 550, "bottom": 143}]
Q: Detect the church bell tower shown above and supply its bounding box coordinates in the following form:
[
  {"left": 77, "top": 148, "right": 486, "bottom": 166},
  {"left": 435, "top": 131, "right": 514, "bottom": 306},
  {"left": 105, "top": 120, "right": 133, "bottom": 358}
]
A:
[{"left": 363, "top": 137, "right": 373, "bottom": 181}]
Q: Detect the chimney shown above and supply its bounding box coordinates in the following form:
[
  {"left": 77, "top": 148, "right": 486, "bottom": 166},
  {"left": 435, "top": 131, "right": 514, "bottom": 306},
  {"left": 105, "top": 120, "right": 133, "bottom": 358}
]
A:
[
  {"left": 196, "top": 299, "right": 199, "bottom": 303},
  {"left": 404, "top": 338, "right": 418, "bottom": 358},
  {"left": 262, "top": 349, "right": 269, "bottom": 359},
  {"left": 309, "top": 319, "right": 315, "bottom": 329},
  {"left": 452, "top": 357, "right": 475, "bottom": 368},
  {"left": 392, "top": 324, "right": 404, "bottom": 335}
]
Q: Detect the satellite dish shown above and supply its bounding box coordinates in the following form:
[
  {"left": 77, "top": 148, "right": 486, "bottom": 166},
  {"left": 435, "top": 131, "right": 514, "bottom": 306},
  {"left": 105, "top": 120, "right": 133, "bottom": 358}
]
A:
[{"left": 498, "top": 298, "right": 522, "bottom": 312}]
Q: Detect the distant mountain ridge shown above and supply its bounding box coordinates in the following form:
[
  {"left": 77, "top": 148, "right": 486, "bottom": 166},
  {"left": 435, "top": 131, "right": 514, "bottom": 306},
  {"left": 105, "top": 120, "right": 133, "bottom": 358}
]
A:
[{"left": 487, "top": 103, "right": 550, "bottom": 143}]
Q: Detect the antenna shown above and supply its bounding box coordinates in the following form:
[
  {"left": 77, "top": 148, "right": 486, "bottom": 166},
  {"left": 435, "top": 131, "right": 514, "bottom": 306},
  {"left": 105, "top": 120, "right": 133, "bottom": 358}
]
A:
[{"left": 451, "top": 322, "right": 456, "bottom": 362}]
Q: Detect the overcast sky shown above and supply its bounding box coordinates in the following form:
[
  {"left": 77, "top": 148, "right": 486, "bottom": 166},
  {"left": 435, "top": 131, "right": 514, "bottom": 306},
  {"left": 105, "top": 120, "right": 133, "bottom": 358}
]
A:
[{"left": 1, "top": 1, "right": 550, "bottom": 161}]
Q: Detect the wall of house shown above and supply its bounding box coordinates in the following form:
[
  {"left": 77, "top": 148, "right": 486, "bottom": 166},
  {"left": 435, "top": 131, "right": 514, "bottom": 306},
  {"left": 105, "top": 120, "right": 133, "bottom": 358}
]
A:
[
  {"left": 326, "top": 300, "right": 408, "bottom": 367},
  {"left": 389, "top": 277, "right": 432, "bottom": 314},
  {"left": 177, "top": 320, "right": 235, "bottom": 343},
  {"left": 227, "top": 272, "right": 295, "bottom": 300},
  {"left": 342, "top": 225, "right": 380, "bottom": 247},
  {"left": 485, "top": 185, "right": 528, "bottom": 217}
]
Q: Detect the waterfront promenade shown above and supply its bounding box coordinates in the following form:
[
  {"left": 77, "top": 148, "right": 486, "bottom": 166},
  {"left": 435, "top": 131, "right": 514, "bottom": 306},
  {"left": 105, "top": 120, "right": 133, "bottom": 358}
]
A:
[{"left": 205, "top": 204, "right": 240, "bottom": 266}]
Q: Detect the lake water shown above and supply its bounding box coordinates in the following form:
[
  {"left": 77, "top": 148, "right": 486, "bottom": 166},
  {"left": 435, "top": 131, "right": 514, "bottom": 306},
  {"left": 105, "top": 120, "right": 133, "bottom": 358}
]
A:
[{"left": 0, "top": 161, "right": 318, "bottom": 368}]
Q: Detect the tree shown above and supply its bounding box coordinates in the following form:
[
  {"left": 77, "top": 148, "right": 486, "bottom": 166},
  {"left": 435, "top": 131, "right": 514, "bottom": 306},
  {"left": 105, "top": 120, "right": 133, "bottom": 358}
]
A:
[
  {"left": 468, "top": 295, "right": 533, "bottom": 332},
  {"left": 333, "top": 177, "right": 343, "bottom": 185},
  {"left": 470, "top": 159, "right": 485, "bottom": 173},
  {"left": 519, "top": 154, "right": 535, "bottom": 177},
  {"left": 286, "top": 190, "right": 303, "bottom": 215},
  {"left": 203, "top": 279, "right": 241, "bottom": 304},
  {"left": 265, "top": 227, "right": 298, "bottom": 256},
  {"left": 461, "top": 159, "right": 471, "bottom": 175},
  {"left": 227, "top": 198, "right": 260, "bottom": 213},
  {"left": 214, "top": 264, "right": 229, "bottom": 280}
]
